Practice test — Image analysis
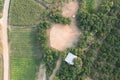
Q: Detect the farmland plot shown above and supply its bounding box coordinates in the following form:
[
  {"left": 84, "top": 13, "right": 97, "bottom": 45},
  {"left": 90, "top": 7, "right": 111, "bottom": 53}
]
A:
[
  {"left": 9, "top": 27, "right": 40, "bottom": 80},
  {"left": 9, "top": 0, "right": 45, "bottom": 26}
]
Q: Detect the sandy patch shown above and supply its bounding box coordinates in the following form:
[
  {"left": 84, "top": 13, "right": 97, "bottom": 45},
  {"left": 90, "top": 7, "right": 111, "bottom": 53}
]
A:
[
  {"left": 62, "top": 1, "right": 79, "bottom": 17},
  {"left": 48, "top": 24, "right": 80, "bottom": 51}
]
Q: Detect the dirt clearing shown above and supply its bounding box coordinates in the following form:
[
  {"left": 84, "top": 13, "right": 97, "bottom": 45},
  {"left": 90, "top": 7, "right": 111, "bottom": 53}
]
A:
[
  {"left": 48, "top": 1, "right": 80, "bottom": 51},
  {"left": 62, "top": 0, "right": 79, "bottom": 17},
  {"left": 48, "top": 24, "right": 80, "bottom": 51}
]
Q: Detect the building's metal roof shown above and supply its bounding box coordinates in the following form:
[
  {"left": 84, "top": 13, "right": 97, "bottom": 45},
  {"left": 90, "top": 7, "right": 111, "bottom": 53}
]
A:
[{"left": 65, "top": 52, "right": 77, "bottom": 65}]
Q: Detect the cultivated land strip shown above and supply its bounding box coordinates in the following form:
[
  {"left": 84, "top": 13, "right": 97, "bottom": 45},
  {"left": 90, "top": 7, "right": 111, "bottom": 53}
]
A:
[{"left": 0, "top": 0, "right": 10, "bottom": 80}]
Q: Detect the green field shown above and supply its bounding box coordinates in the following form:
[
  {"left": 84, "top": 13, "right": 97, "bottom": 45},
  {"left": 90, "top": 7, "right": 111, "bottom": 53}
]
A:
[
  {"left": 0, "top": 25, "right": 2, "bottom": 80},
  {"left": 81, "top": 0, "right": 102, "bottom": 12},
  {"left": 9, "top": 0, "right": 45, "bottom": 26},
  {"left": 9, "top": 27, "right": 40, "bottom": 80},
  {"left": 8, "top": 0, "right": 61, "bottom": 80},
  {"left": 0, "top": 0, "right": 4, "bottom": 17},
  {"left": 0, "top": 55, "right": 2, "bottom": 80},
  {"left": 43, "top": 0, "right": 56, "bottom": 3},
  {"left": 0, "top": 0, "right": 4, "bottom": 11}
]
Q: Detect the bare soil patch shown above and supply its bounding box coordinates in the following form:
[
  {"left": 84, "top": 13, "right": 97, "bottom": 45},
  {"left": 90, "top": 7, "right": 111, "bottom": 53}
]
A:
[
  {"left": 62, "top": 0, "right": 79, "bottom": 17},
  {"left": 48, "top": 24, "right": 80, "bottom": 51},
  {"left": 48, "top": 1, "right": 80, "bottom": 51}
]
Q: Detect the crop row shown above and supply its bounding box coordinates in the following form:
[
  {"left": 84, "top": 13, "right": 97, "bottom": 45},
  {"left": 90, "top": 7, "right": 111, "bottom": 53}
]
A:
[
  {"left": 9, "top": 27, "right": 40, "bottom": 80},
  {"left": 9, "top": 0, "right": 45, "bottom": 26},
  {"left": 10, "top": 57, "right": 39, "bottom": 80}
]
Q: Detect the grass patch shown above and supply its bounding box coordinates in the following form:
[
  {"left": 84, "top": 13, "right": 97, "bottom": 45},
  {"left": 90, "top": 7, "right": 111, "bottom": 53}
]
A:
[
  {"left": 9, "top": 27, "right": 40, "bottom": 80},
  {"left": 9, "top": 27, "right": 39, "bottom": 57},
  {"left": 43, "top": 0, "right": 54, "bottom": 3},
  {"left": 0, "top": 24, "right": 2, "bottom": 80},
  {"left": 0, "top": 0, "right": 4, "bottom": 11},
  {"left": 82, "top": 0, "right": 102, "bottom": 12},
  {"left": 9, "top": 0, "right": 45, "bottom": 26},
  {"left": 0, "top": 25, "right": 2, "bottom": 52},
  {"left": 10, "top": 57, "right": 38, "bottom": 80},
  {"left": 85, "top": 0, "right": 95, "bottom": 12},
  {"left": 0, "top": 55, "right": 2, "bottom": 80},
  {"left": 0, "top": 0, "right": 4, "bottom": 18}
]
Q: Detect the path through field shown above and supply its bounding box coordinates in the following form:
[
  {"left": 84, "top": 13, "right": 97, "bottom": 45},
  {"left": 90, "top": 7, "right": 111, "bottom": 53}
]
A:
[{"left": 0, "top": 0, "right": 10, "bottom": 80}]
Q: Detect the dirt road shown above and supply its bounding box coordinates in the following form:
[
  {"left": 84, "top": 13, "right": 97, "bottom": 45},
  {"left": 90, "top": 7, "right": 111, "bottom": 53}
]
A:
[
  {"left": 37, "top": 64, "right": 46, "bottom": 80},
  {"left": 0, "top": 0, "right": 11, "bottom": 80}
]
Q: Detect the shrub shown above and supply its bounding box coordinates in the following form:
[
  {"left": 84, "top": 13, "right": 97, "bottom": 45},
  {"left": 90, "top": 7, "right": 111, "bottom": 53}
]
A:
[{"left": 49, "top": 13, "right": 71, "bottom": 25}]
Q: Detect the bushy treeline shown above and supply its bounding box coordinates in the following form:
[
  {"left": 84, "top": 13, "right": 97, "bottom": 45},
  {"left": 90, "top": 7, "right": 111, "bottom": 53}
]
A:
[
  {"left": 49, "top": 13, "right": 71, "bottom": 25},
  {"left": 66, "top": 0, "right": 120, "bottom": 80},
  {"left": 37, "top": 21, "right": 83, "bottom": 79},
  {"left": 55, "top": 0, "right": 120, "bottom": 80},
  {"left": 0, "top": 55, "right": 2, "bottom": 80}
]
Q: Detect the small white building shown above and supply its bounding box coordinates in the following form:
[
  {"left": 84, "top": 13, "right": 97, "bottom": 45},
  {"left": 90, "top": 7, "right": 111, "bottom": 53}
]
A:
[{"left": 65, "top": 52, "right": 77, "bottom": 65}]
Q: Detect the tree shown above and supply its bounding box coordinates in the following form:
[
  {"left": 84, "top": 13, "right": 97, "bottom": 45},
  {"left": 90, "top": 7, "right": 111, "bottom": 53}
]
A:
[{"left": 49, "top": 13, "right": 71, "bottom": 25}]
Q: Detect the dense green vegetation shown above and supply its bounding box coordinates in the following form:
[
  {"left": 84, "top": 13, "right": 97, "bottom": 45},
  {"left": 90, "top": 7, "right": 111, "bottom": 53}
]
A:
[
  {"left": 37, "top": 0, "right": 120, "bottom": 80},
  {"left": 9, "top": 0, "right": 45, "bottom": 26},
  {"left": 50, "top": 13, "right": 71, "bottom": 25},
  {"left": 43, "top": 0, "right": 57, "bottom": 3},
  {"left": 0, "top": 0, "right": 3, "bottom": 11},
  {"left": 0, "top": 25, "right": 2, "bottom": 80},
  {"left": 37, "top": 22, "right": 61, "bottom": 76},
  {"left": 0, "top": 0, "right": 4, "bottom": 17},
  {"left": 0, "top": 55, "right": 2, "bottom": 80},
  {"left": 9, "top": 27, "right": 40, "bottom": 80}
]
